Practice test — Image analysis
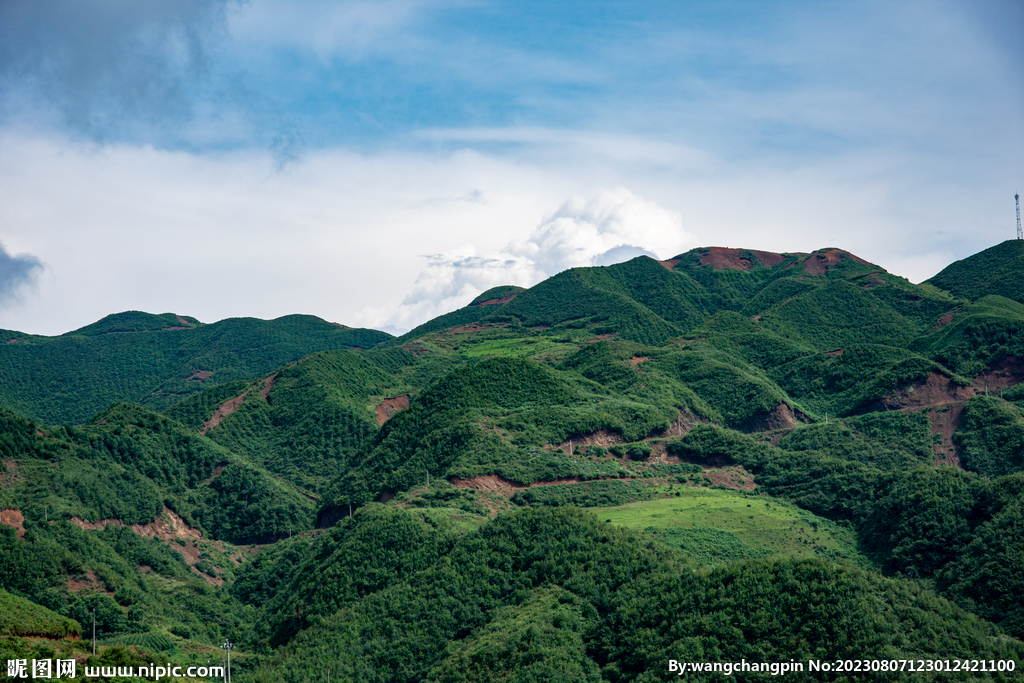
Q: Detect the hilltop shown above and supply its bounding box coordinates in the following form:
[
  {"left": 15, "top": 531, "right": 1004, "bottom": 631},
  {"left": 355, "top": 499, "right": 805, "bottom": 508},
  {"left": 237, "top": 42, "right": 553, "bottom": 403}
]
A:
[
  {"left": 2, "top": 242, "right": 1023, "bottom": 682},
  {"left": 0, "top": 312, "right": 391, "bottom": 424},
  {"left": 927, "top": 239, "right": 1024, "bottom": 304}
]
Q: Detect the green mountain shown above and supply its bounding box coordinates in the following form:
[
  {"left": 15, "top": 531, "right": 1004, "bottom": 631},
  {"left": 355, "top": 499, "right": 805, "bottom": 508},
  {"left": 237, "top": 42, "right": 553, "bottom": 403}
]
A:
[
  {"left": 2, "top": 243, "right": 1024, "bottom": 681},
  {"left": 927, "top": 239, "right": 1024, "bottom": 304},
  {"left": 0, "top": 312, "right": 392, "bottom": 424}
]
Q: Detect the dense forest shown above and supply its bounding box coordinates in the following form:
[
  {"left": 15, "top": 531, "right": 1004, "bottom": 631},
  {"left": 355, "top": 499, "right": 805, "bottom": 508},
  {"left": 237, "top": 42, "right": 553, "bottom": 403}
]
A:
[{"left": 2, "top": 243, "right": 1023, "bottom": 681}]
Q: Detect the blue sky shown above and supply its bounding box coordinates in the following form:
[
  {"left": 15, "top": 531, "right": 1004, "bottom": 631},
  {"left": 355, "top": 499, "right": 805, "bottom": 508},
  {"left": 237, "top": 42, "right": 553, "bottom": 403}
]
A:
[{"left": 0, "top": 0, "right": 1021, "bottom": 335}]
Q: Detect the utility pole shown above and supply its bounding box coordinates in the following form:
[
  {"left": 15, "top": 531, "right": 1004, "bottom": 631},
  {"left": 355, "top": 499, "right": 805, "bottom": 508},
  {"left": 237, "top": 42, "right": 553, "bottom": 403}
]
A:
[{"left": 221, "top": 641, "right": 233, "bottom": 683}]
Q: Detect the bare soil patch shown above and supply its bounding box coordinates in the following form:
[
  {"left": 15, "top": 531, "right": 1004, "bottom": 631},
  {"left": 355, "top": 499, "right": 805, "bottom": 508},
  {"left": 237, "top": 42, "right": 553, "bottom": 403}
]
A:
[
  {"left": 975, "top": 355, "right": 1024, "bottom": 391},
  {"left": 699, "top": 247, "right": 753, "bottom": 271},
  {"left": 934, "top": 308, "right": 959, "bottom": 330},
  {"left": 473, "top": 293, "right": 520, "bottom": 306},
  {"left": 557, "top": 429, "right": 623, "bottom": 453},
  {"left": 802, "top": 249, "right": 872, "bottom": 276},
  {"left": 928, "top": 403, "right": 966, "bottom": 467},
  {"left": 450, "top": 474, "right": 586, "bottom": 497},
  {"left": 741, "top": 403, "right": 800, "bottom": 432},
  {"left": 186, "top": 370, "right": 213, "bottom": 381},
  {"left": 200, "top": 374, "right": 276, "bottom": 435},
  {"left": 630, "top": 356, "right": 650, "bottom": 365},
  {"left": 402, "top": 345, "right": 432, "bottom": 355},
  {"left": 66, "top": 571, "right": 110, "bottom": 596},
  {"left": 825, "top": 348, "right": 845, "bottom": 356},
  {"left": 258, "top": 374, "right": 277, "bottom": 400},
  {"left": 201, "top": 392, "right": 248, "bottom": 435},
  {"left": 698, "top": 247, "right": 788, "bottom": 271},
  {"left": 872, "top": 371, "right": 975, "bottom": 411},
  {"left": 376, "top": 395, "right": 411, "bottom": 425},
  {"left": 865, "top": 371, "right": 977, "bottom": 466},
  {"left": 448, "top": 324, "right": 507, "bottom": 334},
  {"left": 1, "top": 459, "right": 19, "bottom": 485},
  {"left": 70, "top": 506, "right": 203, "bottom": 543},
  {"left": 1, "top": 509, "right": 26, "bottom": 538},
  {"left": 703, "top": 466, "right": 757, "bottom": 491},
  {"left": 657, "top": 258, "right": 681, "bottom": 270},
  {"left": 585, "top": 334, "right": 615, "bottom": 343},
  {"left": 199, "top": 463, "right": 228, "bottom": 486}
]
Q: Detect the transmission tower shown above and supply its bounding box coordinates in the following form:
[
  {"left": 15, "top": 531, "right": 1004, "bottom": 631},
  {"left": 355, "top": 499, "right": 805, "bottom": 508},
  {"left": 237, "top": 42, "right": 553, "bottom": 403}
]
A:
[{"left": 1017, "top": 193, "right": 1022, "bottom": 240}]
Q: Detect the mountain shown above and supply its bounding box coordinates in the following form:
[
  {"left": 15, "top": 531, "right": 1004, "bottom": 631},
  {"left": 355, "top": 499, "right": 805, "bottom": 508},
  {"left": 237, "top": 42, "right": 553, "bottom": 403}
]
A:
[
  {"left": 2, "top": 243, "right": 1024, "bottom": 682},
  {"left": 0, "top": 312, "right": 392, "bottom": 424},
  {"left": 927, "top": 239, "right": 1024, "bottom": 304}
]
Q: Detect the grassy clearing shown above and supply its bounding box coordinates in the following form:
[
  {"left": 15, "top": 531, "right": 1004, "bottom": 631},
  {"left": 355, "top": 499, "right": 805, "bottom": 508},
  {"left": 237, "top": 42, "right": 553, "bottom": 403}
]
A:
[{"left": 591, "top": 486, "right": 866, "bottom": 566}]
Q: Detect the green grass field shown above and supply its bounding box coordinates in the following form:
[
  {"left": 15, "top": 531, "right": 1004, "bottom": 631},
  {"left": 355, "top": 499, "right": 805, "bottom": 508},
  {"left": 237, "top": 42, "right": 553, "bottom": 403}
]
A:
[{"left": 591, "top": 486, "right": 867, "bottom": 566}]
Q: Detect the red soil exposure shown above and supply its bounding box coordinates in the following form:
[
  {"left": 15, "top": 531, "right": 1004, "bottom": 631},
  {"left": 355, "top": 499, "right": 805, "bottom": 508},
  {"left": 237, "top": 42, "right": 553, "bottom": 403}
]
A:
[
  {"left": 802, "top": 249, "right": 872, "bottom": 276},
  {"left": 879, "top": 371, "right": 976, "bottom": 411},
  {"left": 402, "top": 345, "right": 432, "bottom": 355},
  {"left": 68, "top": 507, "right": 228, "bottom": 586},
  {"left": 473, "top": 293, "right": 520, "bottom": 306},
  {"left": 200, "top": 374, "right": 275, "bottom": 435},
  {"left": 1, "top": 459, "right": 19, "bottom": 484},
  {"left": 200, "top": 464, "right": 227, "bottom": 486},
  {"left": 6, "top": 338, "right": 21, "bottom": 344},
  {"left": 557, "top": 429, "right": 624, "bottom": 453},
  {"left": 258, "top": 374, "right": 277, "bottom": 400},
  {"left": 703, "top": 466, "right": 756, "bottom": 491},
  {"left": 450, "top": 474, "right": 586, "bottom": 497},
  {"left": 66, "top": 571, "right": 110, "bottom": 596},
  {"left": 741, "top": 403, "right": 801, "bottom": 432},
  {"left": 138, "top": 565, "right": 152, "bottom": 574},
  {"left": 630, "top": 356, "right": 650, "bottom": 365},
  {"left": 657, "top": 259, "right": 681, "bottom": 270},
  {"left": 825, "top": 349, "right": 845, "bottom": 356},
  {"left": 375, "top": 395, "right": 411, "bottom": 425},
  {"left": 934, "top": 308, "right": 959, "bottom": 330},
  {"left": 449, "top": 324, "right": 507, "bottom": 334},
  {"left": 975, "top": 355, "right": 1024, "bottom": 391},
  {"left": 698, "top": 247, "right": 788, "bottom": 271},
  {"left": 186, "top": 370, "right": 213, "bottom": 381},
  {"left": 928, "top": 403, "right": 967, "bottom": 468},
  {"left": 69, "top": 506, "right": 203, "bottom": 543},
  {"left": 663, "top": 410, "right": 714, "bottom": 439},
  {"left": 1, "top": 509, "right": 26, "bottom": 538},
  {"left": 870, "top": 371, "right": 978, "bottom": 466},
  {"left": 176, "top": 316, "right": 192, "bottom": 326}
]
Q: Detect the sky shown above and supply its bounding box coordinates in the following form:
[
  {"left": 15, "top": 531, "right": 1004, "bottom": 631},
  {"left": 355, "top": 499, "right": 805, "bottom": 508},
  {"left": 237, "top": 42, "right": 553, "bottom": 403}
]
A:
[{"left": 0, "top": 0, "right": 1021, "bottom": 336}]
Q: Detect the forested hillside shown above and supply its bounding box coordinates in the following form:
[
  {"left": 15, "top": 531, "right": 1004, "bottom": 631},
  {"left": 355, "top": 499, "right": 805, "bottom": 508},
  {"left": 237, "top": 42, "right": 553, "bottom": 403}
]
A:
[
  {"left": 0, "top": 312, "right": 391, "bottom": 424},
  {"left": 2, "top": 244, "right": 1023, "bottom": 681}
]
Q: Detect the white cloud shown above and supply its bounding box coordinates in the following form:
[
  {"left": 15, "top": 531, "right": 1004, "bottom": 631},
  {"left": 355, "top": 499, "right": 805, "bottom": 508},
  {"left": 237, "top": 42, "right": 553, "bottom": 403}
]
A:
[{"left": 366, "top": 187, "right": 696, "bottom": 333}]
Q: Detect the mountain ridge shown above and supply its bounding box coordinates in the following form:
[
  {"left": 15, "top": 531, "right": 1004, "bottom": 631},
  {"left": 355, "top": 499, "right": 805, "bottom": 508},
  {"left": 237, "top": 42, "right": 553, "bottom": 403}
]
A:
[{"left": 2, "top": 239, "right": 1023, "bottom": 681}]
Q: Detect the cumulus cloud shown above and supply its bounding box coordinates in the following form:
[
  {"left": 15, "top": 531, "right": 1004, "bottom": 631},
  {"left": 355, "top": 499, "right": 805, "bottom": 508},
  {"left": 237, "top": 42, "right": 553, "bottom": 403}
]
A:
[
  {"left": 0, "top": 241, "right": 43, "bottom": 309},
  {"left": 374, "top": 187, "right": 695, "bottom": 333}
]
